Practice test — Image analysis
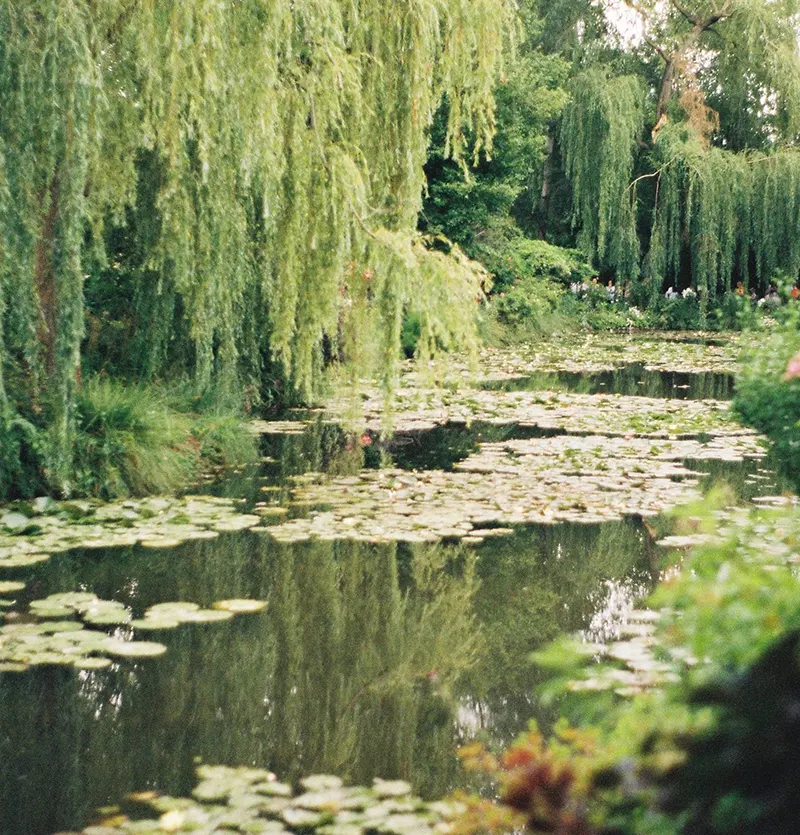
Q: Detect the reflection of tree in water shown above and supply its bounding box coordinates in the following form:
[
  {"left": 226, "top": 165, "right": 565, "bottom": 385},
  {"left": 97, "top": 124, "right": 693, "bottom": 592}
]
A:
[
  {"left": 0, "top": 536, "right": 481, "bottom": 835},
  {"left": 458, "top": 520, "right": 655, "bottom": 745},
  {"left": 268, "top": 539, "right": 481, "bottom": 792}
]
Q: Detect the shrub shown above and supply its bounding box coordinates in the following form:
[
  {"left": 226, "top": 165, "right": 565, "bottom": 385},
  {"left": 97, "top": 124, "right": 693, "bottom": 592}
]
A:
[
  {"left": 490, "top": 275, "right": 568, "bottom": 333},
  {"left": 471, "top": 218, "right": 595, "bottom": 293},
  {"left": 643, "top": 293, "right": 704, "bottom": 330},
  {"left": 734, "top": 320, "right": 800, "bottom": 481}
]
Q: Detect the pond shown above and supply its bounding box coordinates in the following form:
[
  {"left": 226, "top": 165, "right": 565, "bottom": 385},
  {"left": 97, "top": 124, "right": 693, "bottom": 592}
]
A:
[
  {"left": 0, "top": 518, "right": 655, "bottom": 835},
  {"left": 479, "top": 364, "right": 735, "bottom": 401},
  {"left": 0, "top": 342, "right": 791, "bottom": 835}
]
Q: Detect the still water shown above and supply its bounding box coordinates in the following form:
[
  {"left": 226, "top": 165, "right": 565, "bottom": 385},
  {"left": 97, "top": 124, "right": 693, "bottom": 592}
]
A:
[
  {"left": 0, "top": 520, "right": 654, "bottom": 835},
  {"left": 0, "top": 371, "right": 787, "bottom": 835},
  {"left": 481, "top": 364, "right": 735, "bottom": 400}
]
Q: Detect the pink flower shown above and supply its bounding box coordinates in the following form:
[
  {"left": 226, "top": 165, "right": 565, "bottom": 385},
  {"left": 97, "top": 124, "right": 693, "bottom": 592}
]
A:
[{"left": 783, "top": 352, "right": 800, "bottom": 381}]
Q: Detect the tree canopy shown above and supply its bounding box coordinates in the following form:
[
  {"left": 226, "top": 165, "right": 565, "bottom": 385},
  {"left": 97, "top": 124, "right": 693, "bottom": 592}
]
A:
[
  {"left": 557, "top": 0, "right": 800, "bottom": 302},
  {"left": 0, "top": 0, "right": 512, "bottom": 495}
]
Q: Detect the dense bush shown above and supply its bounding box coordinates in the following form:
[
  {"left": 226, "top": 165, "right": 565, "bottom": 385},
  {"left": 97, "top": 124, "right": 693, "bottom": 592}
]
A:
[
  {"left": 491, "top": 276, "right": 568, "bottom": 334},
  {"left": 734, "top": 318, "right": 800, "bottom": 480},
  {"left": 473, "top": 220, "right": 596, "bottom": 293}
]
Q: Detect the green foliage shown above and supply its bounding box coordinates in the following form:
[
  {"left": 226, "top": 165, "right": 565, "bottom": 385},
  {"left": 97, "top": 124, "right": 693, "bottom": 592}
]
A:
[
  {"left": 422, "top": 9, "right": 570, "bottom": 249},
  {"left": 491, "top": 276, "right": 567, "bottom": 333},
  {"left": 455, "top": 497, "right": 800, "bottom": 834},
  {"left": 642, "top": 130, "right": 800, "bottom": 307},
  {"left": 0, "top": 414, "right": 44, "bottom": 500},
  {"left": 657, "top": 629, "right": 800, "bottom": 835},
  {"left": 71, "top": 378, "right": 257, "bottom": 499},
  {"left": 641, "top": 293, "right": 704, "bottom": 331},
  {"left": 72, "top": 379, "right": 196, "bottom": 499},
  {"left": 560, "top": 70, "right": 645, "bottom": 280},
  {"left": 473, "top": 219, "right": 594, "bottom": 292},
  {"left": 0, "top": 0, "right": 513, "bottom": 496},
  {"left": 733, "top": 319, "right": 800, "bottom": 480}
]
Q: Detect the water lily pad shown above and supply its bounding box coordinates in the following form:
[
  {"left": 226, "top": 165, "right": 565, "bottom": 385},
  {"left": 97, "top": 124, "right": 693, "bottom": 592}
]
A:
[
  {"left": 47, "top": 592, "right": 99, "bottom": 607},
  {"left": 1, "top": 512, "right": 31, "bottom": 531},
  {"left": 281, "top": 807, "right": 328, "bottom": 828},
  {"left": 301, "top": 775, "right": 344, "bottom": 792},
  {"left": 373, "top": 780, "right": 412, "bottom": 799},
  {"left": 130, "top": 618, "right": 181, "bottom": 632},
  {"left": 0, "top": 553, "right": 50, "bottom": 568},
  {"left": 0, "top": 581, "right": 25, "bottom": 593},
  {"left": 0, "top": 662, "right": 29, "bottom": 672},
  {"left": 148, "top": 602, "right": 201, "bottom": 616},
  {"left": 83, "top": 609, "right": 133, "bottom": 626},
  {"left": 38, "top": 620, "right": 85, "bottom": 634},
  {"left": 212, "top": 599, "right": 268, "bottom": 615},
  {"left": 102, "top": 639, "right": 167, "bottom": 658},
  {"left": 30, "top": 605, "right": 76, "bottom": 620},
  {"left": 254, "top": 782, "right": 294, "bottom": 798},
  {"left": 179, "top": 609, "right": 234, "bottom": 623}
]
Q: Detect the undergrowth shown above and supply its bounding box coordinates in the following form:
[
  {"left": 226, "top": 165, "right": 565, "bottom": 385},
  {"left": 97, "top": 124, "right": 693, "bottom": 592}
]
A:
[
  {"left": 72, "top": 378, "right": 258, "bottom": 499},
  {"left": 734, "top": 310, "right": 800, "bottom": 482},
  {"left": 0, "top": 378, "right": 258, "bottom": 501}
]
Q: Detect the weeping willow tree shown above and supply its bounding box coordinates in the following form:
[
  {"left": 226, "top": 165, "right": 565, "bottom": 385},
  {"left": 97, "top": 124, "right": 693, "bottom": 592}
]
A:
[
  {"left": 559, "top": 69, "right": 645, "bottom": 284},
  {"left": 553, "top": 0, "right": 800, "bottom": 303},
  {"left": 643, "top": 131, "right": 800, "bottom": 307},
  {"left": 0, "top": 0, "right": 513, "bottom": 494}
]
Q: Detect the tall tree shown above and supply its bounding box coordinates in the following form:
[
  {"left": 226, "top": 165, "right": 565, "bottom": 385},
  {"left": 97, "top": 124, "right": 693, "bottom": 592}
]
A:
[
  {"left": 0, "top": 0, "right": 513, "bottom": 495},
  {"left": 554, "top": 0, "right": 800, "bottom": 303}
]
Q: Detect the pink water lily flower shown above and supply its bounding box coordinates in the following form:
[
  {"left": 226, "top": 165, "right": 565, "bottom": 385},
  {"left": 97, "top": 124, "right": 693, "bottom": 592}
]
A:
[{"left": 783, "top": 352, "right": 800, "bottom": 381}]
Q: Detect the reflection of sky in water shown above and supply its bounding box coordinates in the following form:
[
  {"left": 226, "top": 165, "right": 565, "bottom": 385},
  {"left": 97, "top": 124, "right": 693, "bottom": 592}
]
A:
[{"left": 582, "top": 576, "right": 653, "bottom": 645}]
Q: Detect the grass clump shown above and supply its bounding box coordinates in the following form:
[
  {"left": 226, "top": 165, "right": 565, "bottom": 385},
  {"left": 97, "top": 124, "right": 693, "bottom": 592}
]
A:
[{"left": 72, "top": 378, "right": 257, "bottom": 499}]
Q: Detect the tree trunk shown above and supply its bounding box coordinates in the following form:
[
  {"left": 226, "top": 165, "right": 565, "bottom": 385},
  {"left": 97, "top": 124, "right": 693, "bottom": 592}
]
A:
[
  {"left": 537, "top": 129, "right": 555, "bottom": 240},
  {"left": 656, "top": 58, "right": 675, "bottom": 120}
]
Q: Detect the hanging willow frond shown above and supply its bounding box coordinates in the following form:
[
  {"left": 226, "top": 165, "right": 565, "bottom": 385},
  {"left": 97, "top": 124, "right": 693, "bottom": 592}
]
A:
[
  {"left": 560, "top": 69, "right": 645, "bottom": 276},
  {"left": 646, "top": 126, "right": 800, "bottom": 308},
  {"left": 0, "top": 0, "right": 513, "bottom": 493}
]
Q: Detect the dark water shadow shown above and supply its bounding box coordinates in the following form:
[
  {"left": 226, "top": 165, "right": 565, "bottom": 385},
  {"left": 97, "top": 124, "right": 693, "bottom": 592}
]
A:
[{"left": 481, "top": 364, "right": 735, "bottom": 401}]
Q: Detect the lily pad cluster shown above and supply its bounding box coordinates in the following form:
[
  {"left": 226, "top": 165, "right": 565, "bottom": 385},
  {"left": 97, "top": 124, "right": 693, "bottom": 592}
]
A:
[
  {"left": 0, "top": 593, "right": 268, "bottom": 670},
  {"left": 473, "top": 331, "right": 753, "bottom": 379},
  {"left": 0, "top": 620, "right": 166, "bottom": 672},
  {"left": 261, "top": 431, "right": 774, "bottom": 543},
  {"left": 130, "top": 599, "right": 268, "bottom": 631},
  {"left": 65, "top": 766, "right": 462, "bottom": 835},
  {"left": 0, "top": 495, "right": 261, "bottom": 567},
  {"left": 349, "top": 388, "right": 753, "bottom": 438}
]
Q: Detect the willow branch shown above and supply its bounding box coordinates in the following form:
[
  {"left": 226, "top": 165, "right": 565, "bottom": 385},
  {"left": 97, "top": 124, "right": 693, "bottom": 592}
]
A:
[{"left": 625, "top": 154, "right": 681, "bottom": 193}]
